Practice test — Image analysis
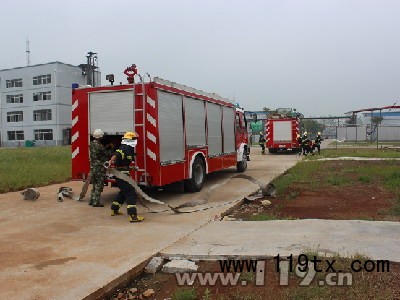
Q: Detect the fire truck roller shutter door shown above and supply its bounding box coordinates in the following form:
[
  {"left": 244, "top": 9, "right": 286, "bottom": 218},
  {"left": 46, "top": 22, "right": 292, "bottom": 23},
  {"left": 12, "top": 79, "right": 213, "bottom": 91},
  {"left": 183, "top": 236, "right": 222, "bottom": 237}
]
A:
[
  {"left": 158, "top": 91, "right": 185, "bottom": 162},
  {"left": 222, "top": 106, "right": 235, "bottom": 153},
  {"left": 184, "top": 97, "right": 206, "bottom": 147},
  {"left": 273, "top": 120, "right": 292, "bottom": 142},
  {"left": 206, "top": 103, "right": 223, "bottom": 156},
  {"left": 89, "top": 91, "right": 134, "bottom": 134}
]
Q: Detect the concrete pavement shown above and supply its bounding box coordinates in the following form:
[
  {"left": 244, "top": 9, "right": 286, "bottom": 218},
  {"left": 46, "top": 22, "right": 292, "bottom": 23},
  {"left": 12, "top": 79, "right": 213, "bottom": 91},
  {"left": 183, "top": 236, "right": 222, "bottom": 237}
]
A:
[
  {"left": 161, "top": 220, "right": 400, "bottom": 262},
  {"left": 0, "top": 149, "right": 299, "bottom": 299}
]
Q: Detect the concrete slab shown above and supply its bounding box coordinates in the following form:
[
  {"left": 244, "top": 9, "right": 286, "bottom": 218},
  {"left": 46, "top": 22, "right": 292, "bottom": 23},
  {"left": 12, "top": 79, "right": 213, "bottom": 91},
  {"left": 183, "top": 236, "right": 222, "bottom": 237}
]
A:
[
  {"left": 0, "top": 151, "right": 299, "bottom": 299},
  {"left": 161, "top": 220, "right": 400, "bottom": 262}
]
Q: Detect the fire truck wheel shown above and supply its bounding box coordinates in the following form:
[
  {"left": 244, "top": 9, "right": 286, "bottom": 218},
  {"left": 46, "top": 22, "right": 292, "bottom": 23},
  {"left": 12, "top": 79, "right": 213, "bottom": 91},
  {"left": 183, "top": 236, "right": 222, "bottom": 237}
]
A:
[
  {"left": 236, "top": 151, "right": 247, "bottom": 173},
  {"left": 268, "top": 148, "right": 277, "bottom": 154},
  {"left": 184, "top": 156, "right": 205, "bottom": 192}
]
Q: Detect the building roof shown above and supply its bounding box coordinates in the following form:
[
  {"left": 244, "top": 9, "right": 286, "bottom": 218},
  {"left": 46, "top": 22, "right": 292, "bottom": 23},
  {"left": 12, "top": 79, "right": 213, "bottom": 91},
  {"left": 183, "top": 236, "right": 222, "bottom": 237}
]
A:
[
  {"left": 0, "top": 61, "right": 80, "bottom": 72},
  {"left": 362, "top": 111, "right": 400, "bottom": 117}
]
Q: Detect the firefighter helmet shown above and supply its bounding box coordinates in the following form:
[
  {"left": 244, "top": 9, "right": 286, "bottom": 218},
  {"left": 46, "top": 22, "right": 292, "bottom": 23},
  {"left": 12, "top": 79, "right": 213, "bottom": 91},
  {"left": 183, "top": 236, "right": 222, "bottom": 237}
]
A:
[
  {"left": 123, "top": 132, "right": 139, "bottom": 139},
  {"left": 93, "top": 129, "right": 104, "bottom": 138},
  {"left": 303, "top": 132, "right": 307, "bottom": 136},
  {"left": 317, "top": 132, "right": 321, "bottom": 135},
  {"left": 297, "top": 134, "right": 300, "bottom": 138}
]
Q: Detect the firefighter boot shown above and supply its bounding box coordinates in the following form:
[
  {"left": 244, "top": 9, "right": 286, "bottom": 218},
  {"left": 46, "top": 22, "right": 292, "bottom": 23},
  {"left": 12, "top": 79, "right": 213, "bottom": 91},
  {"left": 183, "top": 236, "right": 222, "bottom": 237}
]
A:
[
  {"left": 129, "top": 215, "right": 145, "bottom": 222},
  {"left": 127, "top": 205, "right": 144, "bottom": 223},
  {"left": 111, "top": 201, "right": 123, "bottom": 216}
]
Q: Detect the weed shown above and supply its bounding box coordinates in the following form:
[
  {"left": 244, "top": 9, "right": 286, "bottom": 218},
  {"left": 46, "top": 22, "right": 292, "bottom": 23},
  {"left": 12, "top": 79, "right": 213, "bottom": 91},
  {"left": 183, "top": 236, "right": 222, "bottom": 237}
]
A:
[
  {"left": 202, "top": 288, "right": 211, "bottom": 300},
  {"left": 239, "top": 272, "right": 255, "bottom": 283},
  {"left": 231, "top": 292, "right": 262, "bottom": 300},
  {"left": 172, "top": 287, "right": 197, "bottom": 300},
  {"left": 327, "top": 176, "right": 348, "bottom": 186},
  {"left": 384, "top": 171, "right": 400, "bottom": 191},
  {"left": 248, "top": 213, "right": 278, "bottom": 221},
  {"left": 285, "top": 190, "right": 300, "bottom": 200},
  {"left": 358, "top": 175, "right": 371, "bottom": 183},
  {"left": 389, "top": 197, "right": 400, "bottom": 216}
]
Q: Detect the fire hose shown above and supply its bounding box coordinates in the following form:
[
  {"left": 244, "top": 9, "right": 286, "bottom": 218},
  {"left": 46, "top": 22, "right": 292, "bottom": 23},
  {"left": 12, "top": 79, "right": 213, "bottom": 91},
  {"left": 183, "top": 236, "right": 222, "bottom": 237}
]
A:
[{"left": 104, "top": 162, "right": 276, "bottom": 214}]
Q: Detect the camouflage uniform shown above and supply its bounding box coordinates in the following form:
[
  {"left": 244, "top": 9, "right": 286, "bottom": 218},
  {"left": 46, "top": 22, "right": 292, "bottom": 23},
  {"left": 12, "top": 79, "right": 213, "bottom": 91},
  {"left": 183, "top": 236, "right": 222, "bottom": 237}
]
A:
[
  {"left": 314, "top": 135, "right": 323, "bottom": 154},
  {"left": 89, "top": 140, "right": 108, "bottom": 205}
]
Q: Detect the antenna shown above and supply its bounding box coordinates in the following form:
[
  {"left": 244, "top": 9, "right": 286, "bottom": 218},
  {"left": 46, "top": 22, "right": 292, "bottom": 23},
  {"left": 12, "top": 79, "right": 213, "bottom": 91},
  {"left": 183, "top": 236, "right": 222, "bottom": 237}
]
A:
[{"left": 26, "top": 38, "right": 31, "bottom": 66}]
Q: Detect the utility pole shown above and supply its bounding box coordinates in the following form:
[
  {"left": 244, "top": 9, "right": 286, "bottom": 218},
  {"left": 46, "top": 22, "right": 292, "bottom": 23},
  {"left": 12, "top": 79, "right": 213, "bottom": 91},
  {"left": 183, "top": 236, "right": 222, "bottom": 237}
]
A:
[
  {"left": 26, "top": 38, "right": 31, "bottom": 66},
  {"left": 79, "top": 52, "right": 98, "bottom": 87},
  {"left": 86, "top": 51, "right": 97, "bottom": 87}
]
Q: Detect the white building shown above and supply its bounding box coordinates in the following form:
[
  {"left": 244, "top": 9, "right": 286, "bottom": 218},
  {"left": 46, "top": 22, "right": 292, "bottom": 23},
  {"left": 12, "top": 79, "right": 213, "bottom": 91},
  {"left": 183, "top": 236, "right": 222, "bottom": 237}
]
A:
[{"left": 0, "top": 62, "right": 100, "bottom": 147}]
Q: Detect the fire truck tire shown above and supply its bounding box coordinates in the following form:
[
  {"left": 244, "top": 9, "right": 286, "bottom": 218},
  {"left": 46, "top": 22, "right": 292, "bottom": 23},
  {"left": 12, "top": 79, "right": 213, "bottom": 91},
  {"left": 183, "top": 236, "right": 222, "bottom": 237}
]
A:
[
  {"left": 268, "top": 148, "right": 277, "bottom": 154},
  {"left": 236, "top": 151, "right": 248, "bottom": 173},
  {"left": 184, "top": 156, "right": 205, "bottom": 192},
  {"left": 292, "top": 148, "right": 300, "bottom": 153}
]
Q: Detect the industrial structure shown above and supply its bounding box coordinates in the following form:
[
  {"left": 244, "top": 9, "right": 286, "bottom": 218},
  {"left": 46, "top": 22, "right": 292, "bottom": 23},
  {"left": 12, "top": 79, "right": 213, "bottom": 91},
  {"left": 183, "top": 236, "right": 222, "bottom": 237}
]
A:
[{"left": 0, "top": 61, "right": 100, "bottom": 147}]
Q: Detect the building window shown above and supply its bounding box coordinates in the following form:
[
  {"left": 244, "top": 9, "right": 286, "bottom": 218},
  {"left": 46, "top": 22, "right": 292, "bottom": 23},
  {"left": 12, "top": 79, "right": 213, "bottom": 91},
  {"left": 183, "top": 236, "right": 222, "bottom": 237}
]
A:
[
  {"left": 7, "top": 111, "right": 23, "bottom": 122},
  {"left": 34, "top": 129, "right": 53, "bottom": 140},
  {"left": 33, "top": 91, "right": 51, "bottom": 101},
  {"left": 34, "top": 109, "right": 52, "bottom": 121},
  {"left": 33, "top": 74, "right": 51, "bottom": 85},
  {"left": 7, "top": 131, "right": 24, "bottom": 140},
  {"left": 6, "top": 79, "right": 23, "bottom": 88},
  {"left": 6, "top": 94, "right": 24, "bottom": 103}
]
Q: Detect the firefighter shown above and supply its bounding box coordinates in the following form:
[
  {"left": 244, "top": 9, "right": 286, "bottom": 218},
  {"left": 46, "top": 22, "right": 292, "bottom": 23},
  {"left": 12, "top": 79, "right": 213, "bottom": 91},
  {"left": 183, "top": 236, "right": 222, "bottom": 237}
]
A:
[
  {"left": 108, "top": 132, "right": 144, "bottom": 223},
  {"left": 314, "top": 132, "right": 323, "bottom": 154},
  {"left": 258, "top": 131, "right": 266, "bottom": 155},
  {"left": 301, "top": 132, "right": 310, "bottom": 155},
  {"left": 296, "top": 134, "right": 302, "bottom": 156},
  {"left": 89, "top": 129, "right": 109, "bottom": 207}
]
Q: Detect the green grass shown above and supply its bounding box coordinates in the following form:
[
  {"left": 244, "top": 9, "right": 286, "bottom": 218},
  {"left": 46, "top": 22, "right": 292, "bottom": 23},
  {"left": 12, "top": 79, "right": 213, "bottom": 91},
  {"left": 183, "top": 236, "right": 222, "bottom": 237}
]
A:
[
  {"left": 172, "top": 287, "right": 198, "bottom": 300},
  {"left": 327, "top": 175, "right": 349, "bottom": 186},
  {"left": 271, "top": 162, "right": 324, "bottom": 195},
  {"left": 0, "top": 146, "right": 71, "bottom": 193},
  {"left": 270, "top": 159, "right": 400, "bottom": 218},
  {"left": 330, "top": 140, "right": 400, "bottom": 147},
  {"left": 306, "top": 148, "right": 400, "bottom": 160}
]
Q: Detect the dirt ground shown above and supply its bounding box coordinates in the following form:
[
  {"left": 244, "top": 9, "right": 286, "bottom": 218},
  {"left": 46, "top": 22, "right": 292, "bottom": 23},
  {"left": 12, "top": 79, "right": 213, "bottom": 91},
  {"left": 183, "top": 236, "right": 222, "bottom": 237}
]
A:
[
  {"left": 232, "top": 187, "right": 394, "bottom": 221},
  {"left": 232, "top": 161, "right": 399, "bottom": 221},
  {"left": 109, "top": 259, "right": 400, "bottom": 300}
]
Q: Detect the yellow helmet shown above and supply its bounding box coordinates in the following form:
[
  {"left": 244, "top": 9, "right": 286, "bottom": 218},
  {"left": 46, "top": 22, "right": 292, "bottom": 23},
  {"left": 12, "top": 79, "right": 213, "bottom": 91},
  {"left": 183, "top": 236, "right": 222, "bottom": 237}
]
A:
[
  {"left": 123, "top": 132, "right": 139, "bottom": 139},
  {"left": 297, "top": 134, "right": 300, "bottom": 138}
]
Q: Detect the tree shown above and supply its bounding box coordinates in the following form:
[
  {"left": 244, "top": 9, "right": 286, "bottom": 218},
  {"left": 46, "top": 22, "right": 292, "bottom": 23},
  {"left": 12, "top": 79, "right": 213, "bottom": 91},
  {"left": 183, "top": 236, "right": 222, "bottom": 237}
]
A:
[
  {"left": 371, "top": 116, "right": 383, "bottom": 126},
  {"left": 301, "top": 119, "right": 325, "bottom": 136},
  {"left": 346, "top": 115, "right": 357, "bottom": 125}
]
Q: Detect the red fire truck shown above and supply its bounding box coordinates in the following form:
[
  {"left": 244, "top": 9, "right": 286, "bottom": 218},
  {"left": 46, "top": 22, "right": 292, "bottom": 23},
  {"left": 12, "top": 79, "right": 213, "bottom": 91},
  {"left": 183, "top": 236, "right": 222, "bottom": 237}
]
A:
[
  {"left": 71, "top": 69, "right": 249, "bottom": 191},
  {"left": 265, "top": 108, "right": 300, "bottom": 153}
]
